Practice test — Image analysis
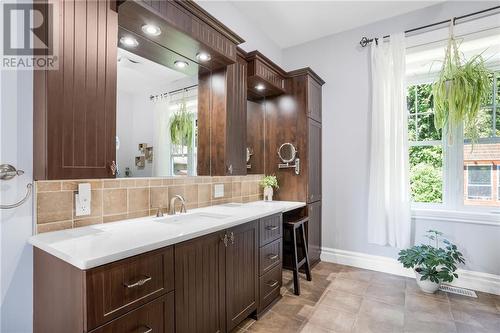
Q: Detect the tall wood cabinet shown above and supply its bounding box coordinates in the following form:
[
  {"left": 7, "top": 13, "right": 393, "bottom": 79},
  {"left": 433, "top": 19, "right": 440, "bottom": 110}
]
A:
[
  {"left": 34, "top": 0, "right": 118, "bottom": 180},
  {"left": 267, "top": 69, "right": 324, "bottom": 265}
]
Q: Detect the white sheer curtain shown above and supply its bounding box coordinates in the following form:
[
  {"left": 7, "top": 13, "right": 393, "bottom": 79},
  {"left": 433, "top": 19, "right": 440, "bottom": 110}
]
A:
[
  {"left": 367, "top": 33, "right": 411, "bottom": 248},
  {"left": 152, "top": 95, "right": 172, "bottom": 177}
]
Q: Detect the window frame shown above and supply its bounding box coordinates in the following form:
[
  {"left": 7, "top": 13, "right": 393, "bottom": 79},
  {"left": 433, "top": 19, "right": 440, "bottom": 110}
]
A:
[
  {"left": 466, "top": 164, "right": 493, "bottom": 200},
  {"left": 407, "top": 71, "right": 500, "bottom": 220}
]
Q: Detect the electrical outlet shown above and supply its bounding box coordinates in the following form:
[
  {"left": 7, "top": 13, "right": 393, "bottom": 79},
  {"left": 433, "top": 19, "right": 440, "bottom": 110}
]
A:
[
  {"left": 75, "top": 183, "right": 91, "bottom": 216},
  {"left": 214, "top": 184, "right": 224, "bottom": 198}
]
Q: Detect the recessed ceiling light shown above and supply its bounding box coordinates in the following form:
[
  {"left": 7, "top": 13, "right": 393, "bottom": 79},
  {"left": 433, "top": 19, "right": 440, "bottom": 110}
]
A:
[
  {"left": 119, "top": 36, "right": 138, "bottom": 47},
  {"left": 142, "top": 24, "right": 161, "bottom": 36},
  {"left": 255, "top": 84, "right": 265, "bottom": 91},
  {"left": 174, "top": 60, "right": 189, "bottom": 69},
  {"left": 196, "top": 52, "right": 211, "bottom": 62}
]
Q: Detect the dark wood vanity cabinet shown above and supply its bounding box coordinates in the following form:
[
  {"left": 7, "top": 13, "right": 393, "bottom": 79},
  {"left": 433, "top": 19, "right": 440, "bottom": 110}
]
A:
[
  {"left": 225, "top": 221, "right": 259, "bottom": 331},
  {"left": 307, "top": 77, "right": 322, "bottom": 123},
  {"left": 34, "top": 0, "right": 118, "bottom": 180},
  {"left": 174, "top": 231, "right": 227, "bottom": 333}
]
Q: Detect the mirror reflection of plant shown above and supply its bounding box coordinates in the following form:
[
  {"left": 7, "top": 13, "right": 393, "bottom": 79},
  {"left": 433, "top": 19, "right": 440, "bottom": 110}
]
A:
[
  {"left": 170, "top": 96, "right": 194, "bottom": 149},
  {"left": 432, "top": 28, "right": 492, "bottom": 144},
  {"left": 398, "top": 230, "right": 465, "bottom": 283}
]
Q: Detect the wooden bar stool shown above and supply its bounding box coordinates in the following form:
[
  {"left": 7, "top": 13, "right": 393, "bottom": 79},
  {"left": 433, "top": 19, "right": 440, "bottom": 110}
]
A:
[{"left": 283, "top": 217, "right": 312, "bottom": 295}]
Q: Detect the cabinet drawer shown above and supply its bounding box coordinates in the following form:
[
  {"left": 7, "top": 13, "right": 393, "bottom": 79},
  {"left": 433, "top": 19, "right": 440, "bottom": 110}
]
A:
[
  {"left": 259, "top": 238, "right": 281, "bottom": 275},
  {"left": 89, "top": 292, "right": 175, "bottom": 333},
  {"left": 259, "top": 263, "right": 282, "bottom": 311},
  {"left": 259, "top": 214, "right": 282, "bottom": 246},
  {"left": 86, "top": 247, "right": 174, "bottom": 329}
]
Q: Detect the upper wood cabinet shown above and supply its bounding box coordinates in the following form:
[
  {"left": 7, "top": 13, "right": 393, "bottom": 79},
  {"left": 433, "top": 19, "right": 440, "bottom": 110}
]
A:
[
  {"left": 34, "top": 0, "right": 118, "bottom": 180},
  {"left": 307, "top": 77, "right": 322, "bottom": 122},
  {"left": 198, "top": 53, "right": 248, "bottom": 176},
  {"left": 246, "top": 51, "right": 286, "bottom": 99}
]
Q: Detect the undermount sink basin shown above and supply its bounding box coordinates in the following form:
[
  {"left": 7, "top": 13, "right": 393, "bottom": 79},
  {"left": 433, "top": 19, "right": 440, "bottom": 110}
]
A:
[{"left": 158, "top": 212, "right": 232, "bottom": 224}]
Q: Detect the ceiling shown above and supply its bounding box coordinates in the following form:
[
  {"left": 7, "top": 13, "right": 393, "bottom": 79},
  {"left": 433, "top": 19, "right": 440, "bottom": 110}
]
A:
[
  {"left": 229, "top": 1, "right": 442, "bottom": 48},
  {"left": 117, "top": 48, "right": 188, "bottom": 94}
]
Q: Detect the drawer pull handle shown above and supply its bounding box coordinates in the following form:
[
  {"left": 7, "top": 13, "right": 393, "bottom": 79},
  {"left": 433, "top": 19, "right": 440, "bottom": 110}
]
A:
[
  {"left": 266, "top": 225, "right": 279, "bottom": 231},
  {"left": 137, "top": 326, "right": 153, "bottom": 333},
  {"left": 124, "top": 276, "right": 152, "bottom": 288},
  {"left": 267, "top": 254, "right": 279, "bottom": 260},
  {"left": 229, "top": 231, "right": 235, "bottom": 245},
  {"left": 266, "top": 280, "right": 279, "bottom": 288}
]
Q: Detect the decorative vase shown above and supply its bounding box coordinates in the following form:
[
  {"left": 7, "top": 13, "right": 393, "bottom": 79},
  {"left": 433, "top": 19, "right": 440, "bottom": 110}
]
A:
[
  {"left": 263, "top": 186, "right": 273, "bottom": 201},
  {"left": 415, "top": 268, "right": 440, "bottom": 294}
]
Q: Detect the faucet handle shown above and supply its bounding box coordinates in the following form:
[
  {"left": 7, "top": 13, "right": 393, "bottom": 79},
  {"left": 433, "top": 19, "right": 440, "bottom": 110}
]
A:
[{"left": 156, "top": 207, "right": 164, "bottom": 217}]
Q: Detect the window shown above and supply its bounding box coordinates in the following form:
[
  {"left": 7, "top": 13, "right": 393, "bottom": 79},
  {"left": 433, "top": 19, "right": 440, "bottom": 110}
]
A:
[
  {"left": 407, "top": 71, "right": 500, "bottom": 210},
  {"left": 466, "top": 165, "right": 492, "bottom": 200},
  {"left": 407, "top": 84, "right": 443, "bottom": 204}
]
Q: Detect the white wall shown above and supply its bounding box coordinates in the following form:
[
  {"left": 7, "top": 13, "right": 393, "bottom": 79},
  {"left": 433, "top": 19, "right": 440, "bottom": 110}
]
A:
[
  {"left": 0, "top": 63, "right": 34, "bottom": 333},
  {"left": 283, "top": 1, "right": 500, "bottom": 275},
  {"left": 195, "top": 0, "right": 283, "bottom": 66}
]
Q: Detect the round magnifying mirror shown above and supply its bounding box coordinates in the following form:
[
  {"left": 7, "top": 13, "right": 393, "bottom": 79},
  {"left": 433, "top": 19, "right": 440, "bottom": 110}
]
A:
[{"left": 278, "top": 143, "right": 297, "bottom": 163}]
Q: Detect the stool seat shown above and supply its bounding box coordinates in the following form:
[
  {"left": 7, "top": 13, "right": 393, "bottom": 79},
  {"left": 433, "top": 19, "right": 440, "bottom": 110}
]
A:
[{"left": 283, "top": 216, "right": 312, "bottom": 295}]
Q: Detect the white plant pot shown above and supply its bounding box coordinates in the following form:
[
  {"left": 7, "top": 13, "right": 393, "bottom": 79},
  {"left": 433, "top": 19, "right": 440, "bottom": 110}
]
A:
[
  {"left": 415, "top": 269, "right": 440, "bottom": 294},
  {"left": 263, "top": 187, "right": 273, "bottom": 201}
]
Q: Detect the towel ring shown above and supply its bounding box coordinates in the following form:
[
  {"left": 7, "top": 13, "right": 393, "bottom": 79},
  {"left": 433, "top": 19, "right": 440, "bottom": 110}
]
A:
[{"left": 0, "top": 164, "right": 33, "bottom": 209}]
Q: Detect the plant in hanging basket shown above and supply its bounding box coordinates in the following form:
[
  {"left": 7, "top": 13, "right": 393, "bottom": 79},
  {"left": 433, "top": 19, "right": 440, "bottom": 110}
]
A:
[
  {"left": 170, "top": 97, "right": 194, "bottom": 149},
  {"left": 432, "top": 31, "right": 491, "bottom": 144}
]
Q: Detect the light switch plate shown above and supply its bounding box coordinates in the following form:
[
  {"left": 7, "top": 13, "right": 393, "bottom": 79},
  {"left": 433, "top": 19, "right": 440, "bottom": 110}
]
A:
[{"left": 214, "top": 184, "right": 224, "bottom": 198}]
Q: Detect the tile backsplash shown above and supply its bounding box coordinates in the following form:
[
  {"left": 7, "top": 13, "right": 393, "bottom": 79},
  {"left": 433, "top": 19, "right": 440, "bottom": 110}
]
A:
[{"left": 35, "top": 175, "right": 264, "bottom": 234}]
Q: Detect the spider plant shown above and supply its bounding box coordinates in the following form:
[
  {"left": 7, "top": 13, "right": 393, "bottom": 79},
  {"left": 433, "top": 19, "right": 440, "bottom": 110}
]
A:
[
  {"left": 170, "top": 97, "right": 194, "bottom": 149},
  {"left": 432, "top": 30, "right": 491, "bottom": 144}
]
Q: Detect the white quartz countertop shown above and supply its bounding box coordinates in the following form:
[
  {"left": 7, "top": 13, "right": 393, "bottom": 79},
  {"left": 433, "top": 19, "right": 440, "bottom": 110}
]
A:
[{"left": 29, "top": 200, "right": 305, "bottom": 270}]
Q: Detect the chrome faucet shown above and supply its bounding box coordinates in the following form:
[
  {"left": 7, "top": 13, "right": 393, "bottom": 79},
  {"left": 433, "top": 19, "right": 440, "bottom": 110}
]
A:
[{"left": 169, "top": 195, "right": 187, "bottom": 215}]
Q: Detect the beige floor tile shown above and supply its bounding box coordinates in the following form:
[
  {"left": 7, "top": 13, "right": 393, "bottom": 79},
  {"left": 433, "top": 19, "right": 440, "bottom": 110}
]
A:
[
  {"left": 308, "top": 306, "right": 357, "bottom": 333},
  {"left": 298, "top": 322, "right": 334, "bottom": 333},
  {"left": 247, "top": 310, "right": 303, "bottom": 333},
  {"left": 450, "top": 301, "right": 500, "bottom": 331},
  {"left": 271, "top": 294, "right": 316, "bottom": 322},
  {"left": 455, "top": 321, "right": 499, "bottom": 333},
  {"left": 365, "top": 283, "right": 406, "bottom": 306},
  {"left": 358, "top": 299, "right": 404, "bottom": 328},
  {"left": 404, "top": 312, "right": 457, "bottom": 333},
  {"left": 405, "top": 278, "right": 449, "bottom": 302},
  {"left": 448, "top": 291, "right": 499, "bottom": 313},
  {"left": 328, "top": 277, "right": 370, "bottom": 296},
  {"left": 405, "top": 293, "right": 453, "bottom": 321},
  {"left": 338, "top": 266, "right": 374, "bottom": 282},
  {"left": 317, "top": 289, "right": 363, "bottom": 314},
  {"left": 353, "top": 316, "right": 404, "bottom": 333},
  {"left": 370, "top": 271, "right": 406, "bottom": 289}
]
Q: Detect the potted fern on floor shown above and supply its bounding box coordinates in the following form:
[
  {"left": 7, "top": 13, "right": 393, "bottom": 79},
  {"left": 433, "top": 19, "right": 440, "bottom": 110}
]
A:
[{"left": 398, "top": 230, "right": 465, "bottom": 294}]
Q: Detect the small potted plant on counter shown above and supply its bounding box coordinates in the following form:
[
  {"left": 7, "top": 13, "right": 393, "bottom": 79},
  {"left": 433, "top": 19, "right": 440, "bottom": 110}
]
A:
[
  {"left": 260, "top": 175, "right": 279, "bottom": 201},
  {"left": 398, "top": 230, "right": 465, "bottom": 294}
]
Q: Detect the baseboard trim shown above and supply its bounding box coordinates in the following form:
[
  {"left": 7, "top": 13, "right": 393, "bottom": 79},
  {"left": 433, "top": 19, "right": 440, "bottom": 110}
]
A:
[{"left": 321, "top": 247, "right": 500, "bottom": 296}]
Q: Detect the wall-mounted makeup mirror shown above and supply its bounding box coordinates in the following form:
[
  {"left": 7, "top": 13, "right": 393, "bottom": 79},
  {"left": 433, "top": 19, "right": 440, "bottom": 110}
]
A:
[{"left": 278, "top": 142, "right": 300, "bottom": 175}]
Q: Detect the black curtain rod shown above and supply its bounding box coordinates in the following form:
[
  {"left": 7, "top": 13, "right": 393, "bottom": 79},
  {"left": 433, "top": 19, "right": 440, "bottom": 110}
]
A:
[
  {"left": 359, "top": 5, "right": 500, "bottom": 47},
  {"left": 150, "top": 84, "right": 198, "bottom": 101}
]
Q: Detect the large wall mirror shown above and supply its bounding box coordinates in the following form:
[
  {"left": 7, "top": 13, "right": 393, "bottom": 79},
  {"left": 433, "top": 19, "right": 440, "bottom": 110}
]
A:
[{"left": 116, "top": 2, "right": 214, "bottom": 178}]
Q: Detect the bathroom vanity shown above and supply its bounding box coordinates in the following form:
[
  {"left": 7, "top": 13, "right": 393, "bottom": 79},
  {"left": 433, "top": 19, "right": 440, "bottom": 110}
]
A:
[{"left": 30, "top": 201, "right": 304, "bottom": 333}]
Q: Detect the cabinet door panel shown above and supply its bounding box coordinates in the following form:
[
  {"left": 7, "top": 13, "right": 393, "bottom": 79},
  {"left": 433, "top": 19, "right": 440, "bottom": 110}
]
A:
[
  {"left": 174, "top": 232, "right": 226, "bottom": 333},
  {"left": 226, "top": 221, "right": 258, "bottom": 331},
  {"left": 307, "top": 77, "right": 322, "bottom": 122},
  {"left": 226, "top": 54, "right": 248, "bottom": 175},
  {"left": 35, "top": 0, "right": 117, "bottom": 180},
  {"left": 308, "top": 201, "right": 322, "bottom": 264},
  {"left": 308, "top": 119, "right": 322, "bottom": 203}
]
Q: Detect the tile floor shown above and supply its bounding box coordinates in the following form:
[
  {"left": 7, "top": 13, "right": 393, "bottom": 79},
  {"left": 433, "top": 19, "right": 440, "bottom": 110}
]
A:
[{"left": 235, "top": 262, "right": 500, "bottom": 333}]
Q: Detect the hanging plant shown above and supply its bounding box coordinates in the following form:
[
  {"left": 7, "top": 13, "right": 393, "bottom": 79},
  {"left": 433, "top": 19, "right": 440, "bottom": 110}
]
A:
[
  {"left": 432, "top": 23, "right": 491, "bottom": 144},
  {"left": 169, "top": 97, "right": 194, "bottom": 149}
]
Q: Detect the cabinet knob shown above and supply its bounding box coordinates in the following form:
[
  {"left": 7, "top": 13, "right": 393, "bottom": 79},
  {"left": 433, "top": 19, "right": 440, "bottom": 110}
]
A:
[
  {"left": 221, "top": 233, "right": 228, "bottom": 247},
  {"left": 109, "top": 160, "right": 117, "bottom": 176},
  {"left": 228, "top": 164, "right": 233, "bottom": 175},
  {"left": 229, "top": 231, "right": 234, "bottom": 245}
]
